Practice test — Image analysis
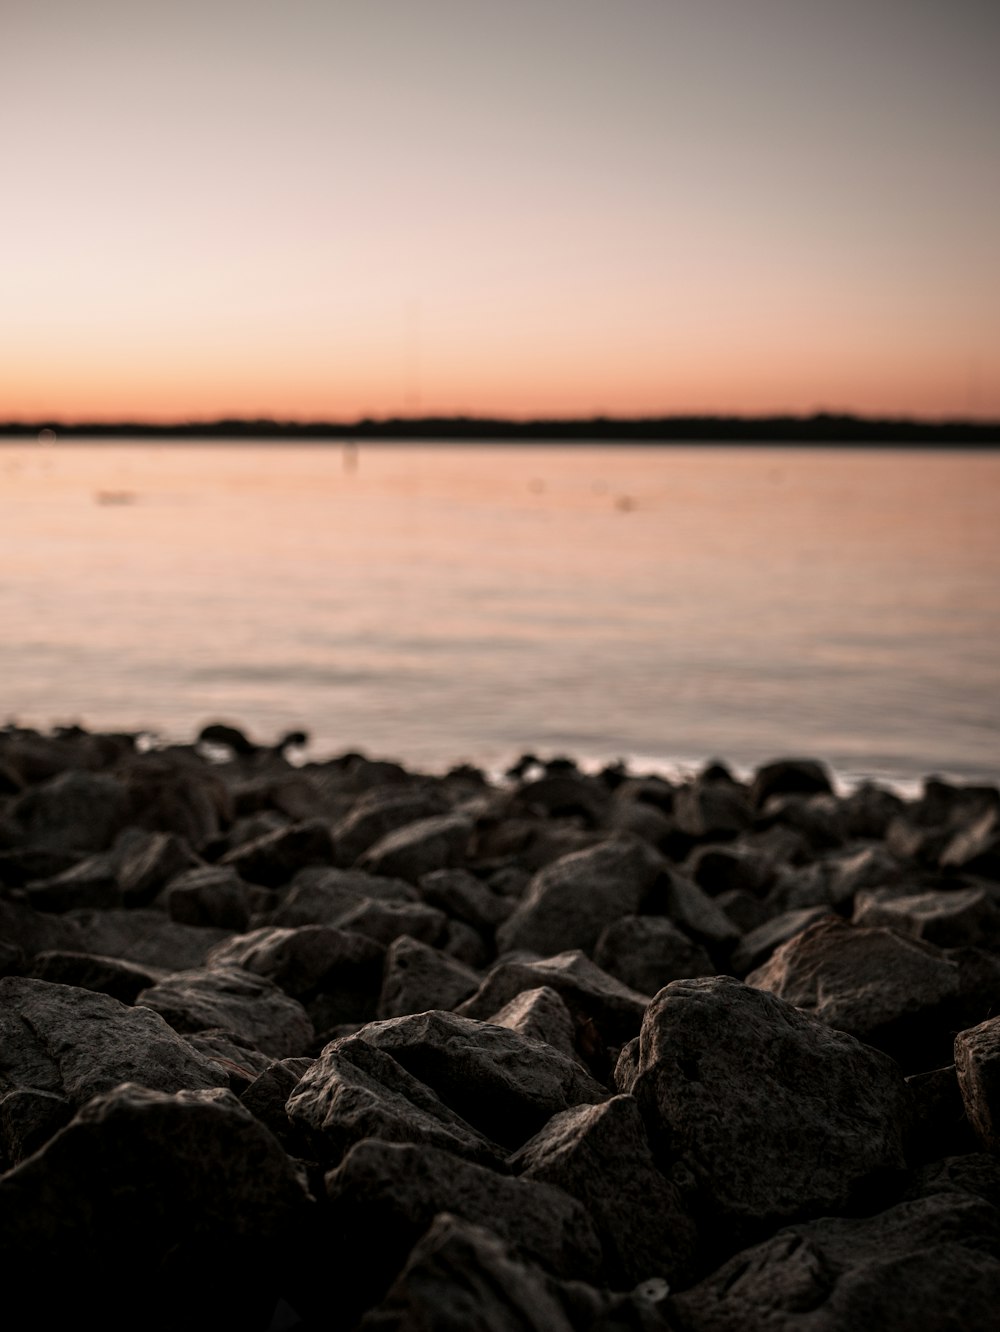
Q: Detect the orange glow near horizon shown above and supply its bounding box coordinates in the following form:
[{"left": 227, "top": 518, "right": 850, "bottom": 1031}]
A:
[{"left": 3, "top": 2, "right": 999, "bottom": 425}]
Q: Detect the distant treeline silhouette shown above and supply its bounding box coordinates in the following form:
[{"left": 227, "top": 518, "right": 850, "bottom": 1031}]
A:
[{"left": 1, "top": 413, "right": 997, "bottom": 444}]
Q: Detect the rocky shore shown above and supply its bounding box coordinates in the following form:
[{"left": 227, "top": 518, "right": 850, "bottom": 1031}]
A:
[{"left": 2, "top": 722, "right": 999, "bottom": 1329}]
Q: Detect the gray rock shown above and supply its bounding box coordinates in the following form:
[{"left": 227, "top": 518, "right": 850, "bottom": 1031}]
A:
[
  {"left": 730, "top": 906, "right": 833, "bottom": 975},
  {"left": 941, "top": 806, "right": 1000, "bottom": 879},
  {"left": 358, "top": 1213, "right": 618, "bottom": 1332},
  {"left": 352, "top": 1009, "right": 609, "bottom": 1149},
  {"left": 286, "top": 1032, "right": 504, "bottom": 1166},
  {"left": 182, "top": 1027, "right": 276, "bottom": 1091},
  {"left": 595, "top": 914, "right": 714, "bottom": 994},
  {"left": 652, "top": 869, "right": 741, "bottom": 954},
  {"left": 357, "top": 814, "right": 474, "bottom": 882},
  {"left": 419, "top": 867, "right": 514, "bottom": 931},
  {"left": 496, "top": 838, "right": 661, "bottom": 958},
  {"left": 673, "top": 779, "right": 753, "bottom": 839},
  {"left": 853, "top": 885, "right": 1000, "bottom": 948},
  {"left": 207, "top": 923, "right": 384, "bottom": 1002},
  {"left": 670, "top": 1191, "right": 1000, "bottom": 1331},
  {"left": 746, "top": 915, "right": 964, "bottom": 1071},
  {"left": 22, "top": 850, "right": 121, "bottom": 911},
  {"left": 0, "top": 1082, "right": 311, "bottom": 1327},
  {"left": 0, "top": 977, "right": 226, "bottom": 1116},
  {"left": 29, "top": 949, "right": 163, "bottom": 1004},
  {"left": 325, "top": 1138, "right": 604, "bottom": 1320},
  {"left": 486, "top": 986, "right": 579, "bottom": 1062},
  {"left": 2, "top": 769, "right": 129, "bottom": 853},
  {"left": 510, "top": 1094, "right": 698, "bottom": 1287},
  {"left": 267, "top": 864, "right": 417, "bottom": 927},
  {"left": 219, "top": 817, "right": 334, "bottom": 886},
  {"left": 458, "top": 949, "right": 650, "bottom": 1048},
  {"left": 333, "top": 786, "right": 450, "bottom": 866},
  {"left": 332, "top": 896, "right": 449, "bottom": 948},
  {"left": 165, "top": 864, "right": 253, "bottom": 930},
  {"left": 687, "top": 844, "right": 774, "bottom": 897},
  {"left": 955, "top": 1016, "right": 1000, "bottom": 1152},
  {"left": 239, "top": 1056, "right": 312, "bottom": 1147},
  {"left": 117, "top": 827, "right": 198, "bottom": 904},
  {"left": 619, "top": 976, "right": 910, "bottom": 1248},
  {"left": 120, "top": 753, "right": 232, "bottom": 847},
  {"left": 137, "top": 965, "right": 314, "bottom": 1058},
  {"left": 67, "top": 907, "right": 232, "bottom": 970},
  {"left": 0, "top": 896, "right": 85, "bottom": 959},
  {"left": 377, "top": 935, "right": 481, "bottom": 1018}
]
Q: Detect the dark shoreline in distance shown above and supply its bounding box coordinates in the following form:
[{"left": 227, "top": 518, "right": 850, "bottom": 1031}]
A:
[{"left": 1, "top": 412, "right": 998, "bottom": 445}]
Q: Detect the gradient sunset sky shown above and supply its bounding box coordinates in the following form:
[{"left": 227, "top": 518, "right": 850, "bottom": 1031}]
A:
[{"left": 4, "top": 0, "right": 999, "bottom": 423}]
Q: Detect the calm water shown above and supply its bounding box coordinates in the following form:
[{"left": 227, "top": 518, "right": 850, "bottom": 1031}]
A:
[{"left": 1, "top": 440, "right": 998, "bottom": 787}]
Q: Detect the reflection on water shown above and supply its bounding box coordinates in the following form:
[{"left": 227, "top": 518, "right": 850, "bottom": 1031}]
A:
[{"left": 1, "top": 441, "right": 998, "bottom": 785}]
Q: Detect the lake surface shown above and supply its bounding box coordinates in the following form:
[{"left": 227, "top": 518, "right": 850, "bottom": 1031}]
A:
[{"left": 1, "top": 440, "right": 998, "bottom": 788}]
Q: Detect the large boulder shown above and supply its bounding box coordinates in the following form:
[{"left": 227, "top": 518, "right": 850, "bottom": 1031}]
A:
[{"left": 619, "top": 976, "right": 910, "bottom": 1250}]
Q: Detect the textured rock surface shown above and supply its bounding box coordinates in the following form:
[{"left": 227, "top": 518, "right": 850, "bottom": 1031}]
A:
[
  {"left": 619, "top": 977, "right": 910, "bottom": 1247},
  {"left": 955, "top": 1016, "right": 1000, "bottom": 1152}
]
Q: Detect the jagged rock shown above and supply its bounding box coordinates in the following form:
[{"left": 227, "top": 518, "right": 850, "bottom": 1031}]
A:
[
  {"left": 768, "top": 843, "right": 903, "bottom": 913},
  {"left": 650, "top": 869, "right": 741, "bottom": 955},
  {"left": 595, "top": 915, "right": 714, "bottom": 993},
  {"left": 458, "top": 949, "right": 650, "bottom": 1048},
  {"left": 854, "top": 885, "right": 1000, "bottom": 948},
  {"left": 1, "top": 769, "right": 130, "bottom": 853},
  {"left": 730, "top": 906, "right": 833, "bottom": 976},
  {"left": 22, "top": 849, "right": 121, "bottom": 911},
  {"left": 219, "top": 817, "right": 334, "bottom": 886},
  {"left": 332, "top": 897, "right": 449, "bottom": 949},
  {"left": 239, "top": 1056, "right": 312, "bottom": 1147},
  {"left": 749, "top": 758, "right": 834, "bottom": 807},
  {"left": 487, "top": 986, "right": 580, "bottom": 1061},
  {"left": 67, "top": 907, "right": 232, "bottom": 970},
  {"left": 117, "top": 827, "right": 198, "bottom": 904},
  {"left": 746, "top": 916, "right": 965, "bottom": 1072},
  {"left": 510, "top": 1093, "right": 698, "bottom": 1287},
  {"left": 839, "top": 781, "right": 907, "bottom": 839},
  {"left": 358, "top": 1213, "right": 621, "bottom": 1332},
  {"left": 0, "top": 1083, "right": 312, "bottom": 1327},
  {"left": 182, "top": 1027, "right": 276, "bottom": 1092},
  {"left": 0, "top": 977, "right": 226, "bottom": 1119},
  {"left": 350, "top": 1010, "right": 608, "bottom": 1150},
  {"left": 267, "top": 865, "right": 417, "bottom": 927},
  {"left": 669, "top": 1190, "right": 1000, "bottom": 1331},
  {"left": 136, "top": 965, "right": 314, "bottom": 1058},
  {"left": 286, "top": 1032, "right": 504, "bottom": 1166},
  {"left": 619, "top": 976, "right": 910, "bottom": 1249},
  {"left": 326, "top": 1139, "right": 604, "bottom": 1321},
  {"left": 357, "top": 814, "right": 474, "bottom": 882},
  {"left": 496, "top": 838, "right": 661, "bottom": 957},
  {"left": 419, "top": 867, "right": 513, "bottom": 931},
  {"left": 206, "top": 923, "right": 384, "bottom": 1006},
  {"left": 756, "top": 793, "right": 847, "bottom": 852},
  {"left": 955, "top": 1016, "right": 1000, "bottom": 1152},
  {"left": 377, "top": 935, "right": 481, "bottom": 1018},
  {"left": 714, "top": 889, "right": 772, "bottom": 933},
  {"left": 29, "top": 949, "right": 163, "bottom": 1003},
  {"left": 0, "top": 1086, "right": 73, "bottom": 1166},
  {"left": 165, "top": 864, "right": 253, "bottom": 929},
  {"left": 332, "top": 786, "right": 450, "bottom": 866}
]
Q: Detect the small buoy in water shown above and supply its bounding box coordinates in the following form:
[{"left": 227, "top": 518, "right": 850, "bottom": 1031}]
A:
[{"left": 615, "top": 493, "right": 636, "bottom": 511}]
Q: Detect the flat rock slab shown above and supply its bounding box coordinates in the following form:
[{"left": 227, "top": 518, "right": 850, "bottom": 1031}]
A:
[
  {"left": 136, "top": 964, "right": 314, "bottom": 1058},
  {"left": 511, "top": 1093, "right": 698, "bottom": 1287},
  {"left": 619, "top": 976, "right": 910, "bottom": 1249},
  {"left": 351, "top": 1009, "right": 609, "bottom": 1149},
  {"left": 670, "top": 1190, "right": 1000, "bottom": 1332}
]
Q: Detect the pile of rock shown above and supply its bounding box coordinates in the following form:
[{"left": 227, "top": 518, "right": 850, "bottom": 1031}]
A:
[{"left": 1, "top": 723, "right": 999, "bottom": 1329}]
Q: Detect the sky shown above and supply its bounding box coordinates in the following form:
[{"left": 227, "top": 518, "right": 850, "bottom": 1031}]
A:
[{"left": 3, "top": 0, "right": 999, "bottom": 423}]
